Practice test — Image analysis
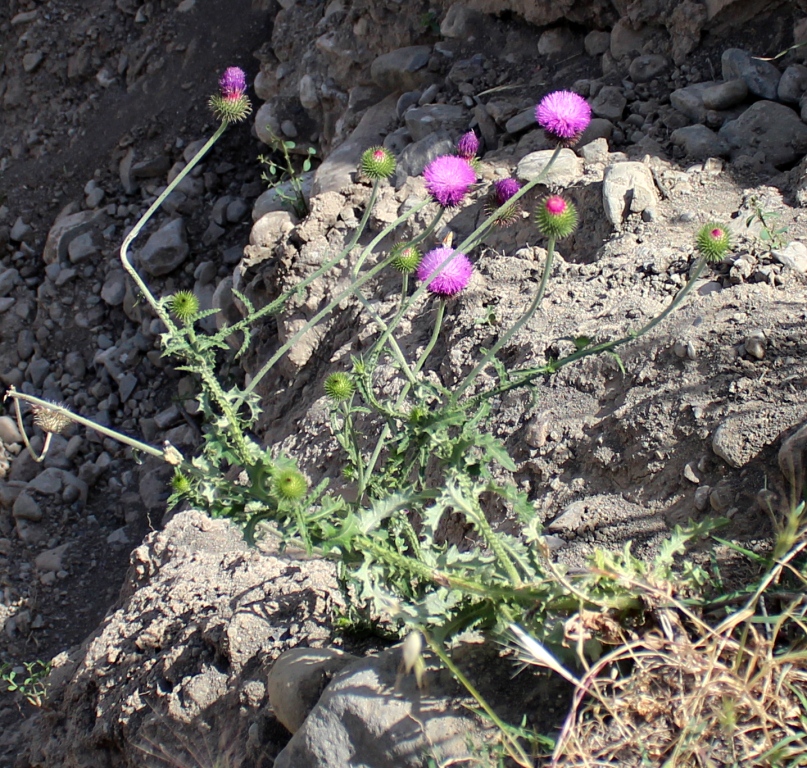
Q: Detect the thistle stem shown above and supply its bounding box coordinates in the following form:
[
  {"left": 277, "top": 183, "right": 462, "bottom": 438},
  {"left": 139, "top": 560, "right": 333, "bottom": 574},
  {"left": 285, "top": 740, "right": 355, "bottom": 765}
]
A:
[{"left": 452, "top": 238, "right": 556, "bottom": 404}]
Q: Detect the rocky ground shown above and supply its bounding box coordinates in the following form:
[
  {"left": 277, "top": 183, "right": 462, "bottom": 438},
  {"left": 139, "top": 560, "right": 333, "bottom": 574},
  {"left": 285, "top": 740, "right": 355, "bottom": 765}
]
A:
[{"left": 1, "top": 0, "right": 807, "bottom": 765}]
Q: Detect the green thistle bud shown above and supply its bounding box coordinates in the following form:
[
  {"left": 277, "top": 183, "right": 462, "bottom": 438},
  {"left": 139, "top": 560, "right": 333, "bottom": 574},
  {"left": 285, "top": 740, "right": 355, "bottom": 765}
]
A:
[
  {"left": 170, "top": 470, "right": 192, "bottom": 495},
  {"left": 208, "top": 94, "right": 253, "bottom": 124},
  {"left": 389, "top": 242, "right": 422, "bottom": 273},
  {"left": 360, "top": 147, "right": 396, "bottom": 180},
  {"left": 273, "top": 468, "right": 307, "bottom": 501},
  {"left": 695, "top": 222, "right": 731, "bottom": 263},
  {"left": 324, "top": 372, "right": 355, "bottom": 402},
  {"left": 535, "top": 195, "right": 578, "bottom": 239},
  {"left": 168, "top": 291, "right": 200, "bottom": 323}
]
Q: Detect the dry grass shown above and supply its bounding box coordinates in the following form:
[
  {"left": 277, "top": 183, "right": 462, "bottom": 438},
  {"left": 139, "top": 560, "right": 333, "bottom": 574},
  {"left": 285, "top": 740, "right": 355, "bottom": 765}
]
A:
[{"left": 546, "top": 535, "right": 807, "bottom": 768}]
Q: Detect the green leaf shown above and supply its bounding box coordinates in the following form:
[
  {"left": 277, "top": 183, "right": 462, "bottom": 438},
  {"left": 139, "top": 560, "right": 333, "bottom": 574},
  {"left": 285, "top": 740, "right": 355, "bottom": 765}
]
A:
[{"left": 284, "top": 140, "right": 296, "bottom": 149}]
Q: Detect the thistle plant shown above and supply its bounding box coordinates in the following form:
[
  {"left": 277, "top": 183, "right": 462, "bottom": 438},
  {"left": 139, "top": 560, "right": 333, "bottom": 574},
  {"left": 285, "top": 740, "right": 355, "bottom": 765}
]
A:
[{"left": 1, "top": 73, "right": 739, "bottom": 765}]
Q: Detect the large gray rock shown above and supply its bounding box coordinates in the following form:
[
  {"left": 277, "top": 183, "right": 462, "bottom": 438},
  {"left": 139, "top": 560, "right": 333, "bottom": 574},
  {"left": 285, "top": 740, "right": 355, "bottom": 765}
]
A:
[
  {"left": 590, "top": 85, "right": 626, "bottom": 121},
  {"left": 404, "top": 103, "right": 469, "bottom": 143},
  {"left": 602, "top": 161, "right": 659, "bottom": 226},
  {"left": 393, "top": 133, "right": 456, "bottom": 187},
  {"left": 312, "top": 94, "right": 399, "bottom": 197},
  {"left": 671, "top": 124, "right": 730, "bottom": 159},
  {"left": 718, "top": 101, "right": 807, "bottom": 167},
  {"left": 778, "top": 63, "right": 807, "bottom": 104},
  {"left": 273, "top": 642, "right": 494, "bottom": 768},
  {"left": 137, "top": 217, "right": 189, "bottom": 276},
  {"left": 370, "top": 46, "right": 433, "bottom": 93},
  {"left": 722, "top": 47, "right": 781, "bottom": 100},
  {"left": 670, "top": 82, "right": 718, "bottom": 123}
]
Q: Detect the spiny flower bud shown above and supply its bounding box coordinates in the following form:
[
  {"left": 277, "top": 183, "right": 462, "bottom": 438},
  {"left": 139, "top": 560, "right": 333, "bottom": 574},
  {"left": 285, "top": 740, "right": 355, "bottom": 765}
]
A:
[
  {"left": 456, "top": 131, "right": 480, "bottom": 160},
  {"left": 485, "top": 177, "right": 522, "bottom": 227},
  {"left": 30, "top": 402, "right": 71, "bottom": 434},
  {"left": 273, "top": 468, "right": 308, "bottom": 501},
  {"left": 389, "top": 242, "right": 423, "bottom": 274},
  {"left": 168, "top": 291, "right": 200, "bottom": 323},
  {"left": 360, "top": 146, "right": 396, "bottom": 180},
  {"left": 535, "top": 195, "right": 578, "bottom": 239},
  {"left": 696, "top": 223, "right": 731, "bottom": 263},
  {"left": 324, "top": 372, "right": 355, "bottom": 402},
  {"left": 170, "top": 470, "right": 192, "bottom": 495},
  {"left": 209, "top": 66, "right": 252, "bottom": 124}
]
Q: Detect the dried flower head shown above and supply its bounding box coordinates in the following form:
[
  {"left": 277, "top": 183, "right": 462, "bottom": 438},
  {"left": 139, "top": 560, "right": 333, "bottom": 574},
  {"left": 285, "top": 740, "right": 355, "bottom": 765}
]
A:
[
  {"left": 535, "top": 195, "right": 578, "bottom": 239},
  {"left": 209, "top": 66, "right": 252, "bottom": 124},
  {"left": 168, "top": 291, "right": 200, "bottom": 323},
  {"left": 416, "top": 246, "right": 473, "bottom": 296},
  {"left": 485, "top": 178, "right": 522, "bottom": 226},
  {"left": 390, "top": 242, "right": 423, "bottom": 273},
  {"left": 31, "top": 402, "right": 71, "bottom": 434},
  {"left": 423, "top": 155, "right": 476, "bottom": 207},
  {"left": 324, "top": 372, "right": 355, "bottom": 402},
  {"left": 360, "top": 146, "right": 396, "bottom": 180},
  {"left": 456, "top": 131, "right": 480, "bottom": 160},
  {"left": 273, "top": 467, "right": 308, "bottom": 501},
  {"left": 696, "top": 223, "right": 731, "bottom": 263},
  {"left": 535, "top": 90, "right": 591, "bottom": 145}
]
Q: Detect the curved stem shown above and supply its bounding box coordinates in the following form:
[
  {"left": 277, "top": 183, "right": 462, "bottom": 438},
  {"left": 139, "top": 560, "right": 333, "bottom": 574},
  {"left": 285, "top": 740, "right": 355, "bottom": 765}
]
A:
[
  {"left": 452, "top": 238, "right": 556, "bottom": 404},
  {"left": 120, "top": 122, "right": 227, "bottom": 330}
]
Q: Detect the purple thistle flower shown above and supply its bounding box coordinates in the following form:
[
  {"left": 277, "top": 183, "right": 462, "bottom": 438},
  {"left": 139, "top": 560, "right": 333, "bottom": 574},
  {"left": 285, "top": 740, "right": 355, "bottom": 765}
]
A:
[
  {"left": 535, "top": 90, "right": 591, "bottom": 142},
  {"left": 456, "top": 131, "right": 480, "bottom": 159},
  {"left": 493, "top": 178, "right": 521, "bottom": 205},
  {"left": 423, "top": 155, "right": 476, "bottom": 207},
  {"left": 416, "top": 246, "right": 473, "bottom": 296},
  {"left": 219, "top": 66, "right": 247, "bottom": 99}
]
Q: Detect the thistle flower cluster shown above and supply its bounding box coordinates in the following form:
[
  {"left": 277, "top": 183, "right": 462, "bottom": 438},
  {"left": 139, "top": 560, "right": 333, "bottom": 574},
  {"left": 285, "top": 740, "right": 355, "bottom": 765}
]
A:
[{"left": 209, "top": 66, "right": 252, "bottom": 124}]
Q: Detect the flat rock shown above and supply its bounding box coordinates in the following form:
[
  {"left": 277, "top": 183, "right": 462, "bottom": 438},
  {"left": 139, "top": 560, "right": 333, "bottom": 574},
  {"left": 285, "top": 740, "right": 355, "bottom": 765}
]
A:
[
  {"left": 771, "top": 241, "right": 807, "bottom": 273},
  {"left": 516, "top": 148, "right": 583, "bottom": 188},
  {"left": 43, "top": 210, "right": 104, "bottom": 265},
  {"left": 701, "top": 78, "right": 748, "bottom": 110},
  {"left": 713, "top": 403, "right": 807, "bottom": 468},
  {"left": 602, "top": 161, "right": 659, "bottom": 226},
  {"left": 719, "top": 101, "right": 807, "bottom": 167}
]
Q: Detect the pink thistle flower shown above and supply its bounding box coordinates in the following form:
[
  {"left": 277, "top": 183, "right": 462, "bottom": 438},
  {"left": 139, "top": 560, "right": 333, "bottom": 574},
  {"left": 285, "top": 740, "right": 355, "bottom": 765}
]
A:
[
  {"left": 423, "top": 155, "right": 476, "bottom": 207},
  {"left": 219, "top": 67, "right": 247, "bottom": 99},
  {"left": 416, "top": 246, "right": 473, "bottom": 296},
  {"left": 456, "top": 131, "right": 480, "bottom": 159},
  {"left": 535, "top": 90, "right": 591, "bottom": 143}
]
